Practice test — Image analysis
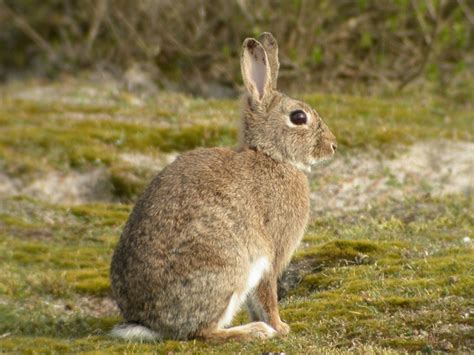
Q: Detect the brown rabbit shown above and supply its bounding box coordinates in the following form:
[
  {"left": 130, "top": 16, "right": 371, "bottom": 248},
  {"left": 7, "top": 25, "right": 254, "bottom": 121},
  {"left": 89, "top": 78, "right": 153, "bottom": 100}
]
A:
[{"left": 110, "top": 32, "right": 336, "bottom": 342}]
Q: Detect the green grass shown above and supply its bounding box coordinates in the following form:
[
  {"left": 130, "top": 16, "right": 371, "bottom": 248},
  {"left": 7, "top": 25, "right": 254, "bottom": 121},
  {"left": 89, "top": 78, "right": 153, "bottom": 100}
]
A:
[
  {"left": 0, "top": 84, "right": 472, "bottom": 183},
  {"left": 0, "top": 195, "right": 472, "bottom": 353},
  {"left": 0, "top": 82, "right": 472, "bottom": 353}
]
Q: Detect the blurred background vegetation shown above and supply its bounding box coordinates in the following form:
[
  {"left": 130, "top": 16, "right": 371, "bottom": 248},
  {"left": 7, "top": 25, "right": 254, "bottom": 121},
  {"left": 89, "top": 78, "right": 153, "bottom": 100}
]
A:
[
  {"left": 1, "top": 0, "right": 472, "bottom": 95},
  {"left": 1, "top": 1, "right": 473, "bottom": 353}
]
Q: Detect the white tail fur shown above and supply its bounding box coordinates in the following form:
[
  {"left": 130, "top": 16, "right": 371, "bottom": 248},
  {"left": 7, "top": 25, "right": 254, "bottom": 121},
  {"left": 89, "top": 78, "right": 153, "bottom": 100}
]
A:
[{"left": 110, "top": 323, "right": 161, "bottom": 342}]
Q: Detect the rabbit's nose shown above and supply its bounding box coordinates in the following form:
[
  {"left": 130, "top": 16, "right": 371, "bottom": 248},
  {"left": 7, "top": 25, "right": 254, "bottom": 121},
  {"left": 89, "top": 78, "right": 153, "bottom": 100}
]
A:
[{"left": 331, "top": 143, "right": 337, "bottom": 153}]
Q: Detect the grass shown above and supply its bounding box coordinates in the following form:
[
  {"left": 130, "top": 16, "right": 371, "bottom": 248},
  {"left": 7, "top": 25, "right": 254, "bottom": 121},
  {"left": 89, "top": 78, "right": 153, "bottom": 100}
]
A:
[
  {"left": 0, "top": 80, "right": 473, "bottom": 353},
  {"left": 0, "top": 81, "right": 472, "bottom": 186},
  {"left": 0, "top": 195, "right": 472, "bottom": 353}
]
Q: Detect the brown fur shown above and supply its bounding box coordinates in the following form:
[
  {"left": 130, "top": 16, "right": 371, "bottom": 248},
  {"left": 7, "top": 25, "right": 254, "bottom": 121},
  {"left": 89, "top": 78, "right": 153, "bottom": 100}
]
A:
[{"left": 110, "top": 33, "right": 336, "bottom": 342}]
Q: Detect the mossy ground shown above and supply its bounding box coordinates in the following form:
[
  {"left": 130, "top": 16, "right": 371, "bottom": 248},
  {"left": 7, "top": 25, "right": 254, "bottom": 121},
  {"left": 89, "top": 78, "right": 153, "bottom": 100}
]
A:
[
  {"left": 0, "top": 80, "right": 472, "bottom": 353},
  {"left": 1, "top": 80, "right": 472, "bottom": 183}
]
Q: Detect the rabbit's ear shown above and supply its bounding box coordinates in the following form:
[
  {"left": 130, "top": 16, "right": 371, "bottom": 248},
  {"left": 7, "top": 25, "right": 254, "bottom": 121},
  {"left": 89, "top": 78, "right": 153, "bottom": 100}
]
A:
[
  {"left": 258, "top": 33, "right": 279, "bottom": 89},
  {"left": 241, "top": 38, "right": 272, "bottom": 102}
]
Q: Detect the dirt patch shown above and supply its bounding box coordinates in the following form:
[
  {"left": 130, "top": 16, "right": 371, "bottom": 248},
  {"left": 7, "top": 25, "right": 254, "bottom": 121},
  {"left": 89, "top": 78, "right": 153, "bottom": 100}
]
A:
[
  {"left": 310, "top": 140, "right": 473, "bottom": 215},
  {"left": 1, "top": 226, "right": 55, "bottom": 241},
  {"left": 0, "top": 154, "right": 178, "bottom": 204},
  {"left": 388, "top": 141, "right": 473, "bottom": 196},
  {"left": 22, "top": 169, "right": 112, "bottom": 205},
  {"left": 0, "top": 173, "right": 20, "bottom": 195},
  {"left": 72, "top": 296, "right": 119, "bottom": 317},
  {"left": 11, "top": 80, "right": 121, "bottom": 107},
  {"left": 119, "top": 152, "right": 177, "bottom": 171}
]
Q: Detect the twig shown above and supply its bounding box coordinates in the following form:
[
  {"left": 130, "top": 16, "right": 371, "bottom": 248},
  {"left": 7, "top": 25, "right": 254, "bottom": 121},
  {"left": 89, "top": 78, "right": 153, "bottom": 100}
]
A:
[
  {"left": 85, "top": 0, "right": 108, "bottom": 56},
  {"left": 410, "top": 0, "right": 433, "bottom": 45},
  {"left": 399, "top": 0, "right": 441, "bottom": 90},
  {"left": 113, "top": 8, "right": 154, "bottom": 58},
  {"left": 457, "top": 0, "right": 474, "bottom": 24},
  {"left": 0, "top": 332, "right": 11, "bottom": 339},
  {"left": 0, "top": 0, "right": 57, "bottom": 61}
]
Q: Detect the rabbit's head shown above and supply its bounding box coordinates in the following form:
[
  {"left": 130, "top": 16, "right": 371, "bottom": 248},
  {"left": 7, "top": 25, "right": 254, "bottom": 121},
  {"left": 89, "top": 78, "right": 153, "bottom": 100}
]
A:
[{"left": 240, "top": 33, "right": 336, "bottom": 172}]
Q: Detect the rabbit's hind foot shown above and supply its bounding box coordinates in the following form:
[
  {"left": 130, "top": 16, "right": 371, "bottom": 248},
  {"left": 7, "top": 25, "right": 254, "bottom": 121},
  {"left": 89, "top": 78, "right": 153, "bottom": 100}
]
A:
[{"left": 198, "top": 321, "right": 276, "bottom": 342}]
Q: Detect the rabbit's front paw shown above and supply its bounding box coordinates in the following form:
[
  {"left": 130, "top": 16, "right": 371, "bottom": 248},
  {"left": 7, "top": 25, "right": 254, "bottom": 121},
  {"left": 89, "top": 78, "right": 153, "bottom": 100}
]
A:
[{"left": 273, "top": 321, "right": 290, "bottom": 336}]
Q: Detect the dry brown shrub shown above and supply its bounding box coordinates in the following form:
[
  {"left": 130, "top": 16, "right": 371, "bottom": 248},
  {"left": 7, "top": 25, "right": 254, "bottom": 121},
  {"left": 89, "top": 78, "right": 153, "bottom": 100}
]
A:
[{"left": 1, "top": 0, "right": 472, "bottom": 93}]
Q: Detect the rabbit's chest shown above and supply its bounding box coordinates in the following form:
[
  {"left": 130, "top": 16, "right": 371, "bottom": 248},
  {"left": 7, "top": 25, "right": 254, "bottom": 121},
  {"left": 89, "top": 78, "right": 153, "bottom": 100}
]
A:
[{"left": 257, "top": 172, "right": 310, "bottom": 266}]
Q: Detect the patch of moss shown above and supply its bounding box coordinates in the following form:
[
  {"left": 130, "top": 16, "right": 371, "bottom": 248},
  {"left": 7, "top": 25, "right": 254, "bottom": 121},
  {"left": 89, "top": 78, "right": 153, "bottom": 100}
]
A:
[
  {"left": 0, "top": 99, "right": 237, "bottom": 176},
  {"left": 1, "top": 88, "right": 471, "bottom": 185},
  {"left": 294, "top": 240, "right": 385, "bottom": 268},
  {"left": 69, "top": 203, "right": 130, "bottom": 227},
  {"left": 65, "top": 269, "right": 110, "bottom": 296},
  {"left": 0, "top": 213, "right": 41, "bottom": 228},
  {"left": 107, "top": 164, "right": 151, "bottom": 201},
  {"left": 273, "top": 194, "right": 473, "bottom": 352},
  {"left": 26, "top": 271, "right": 73, "bottom": 297},
  {"left": 0, "top": 198, "right": 121, "bottom": 298},
  {"left": 0, "top": 303, "right": 118, "bottom": 339}
]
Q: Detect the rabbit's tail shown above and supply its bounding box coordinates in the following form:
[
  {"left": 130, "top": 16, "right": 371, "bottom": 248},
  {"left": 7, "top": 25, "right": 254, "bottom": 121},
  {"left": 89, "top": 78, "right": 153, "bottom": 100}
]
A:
[{"left": 110, "top": 323, "right": 161, "bottom": 342}]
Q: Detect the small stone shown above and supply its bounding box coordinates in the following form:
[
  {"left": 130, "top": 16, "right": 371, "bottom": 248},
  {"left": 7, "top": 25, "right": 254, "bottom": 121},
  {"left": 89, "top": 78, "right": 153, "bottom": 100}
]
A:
[
  {"left": 448, "top": 276, "right": 459, "bottom": 284},
  {"left": 439, "top": 339, "right": 453, "bottom": 351},
  {"left": 419, "top": 329, "right": 428, "bottom": 337}
]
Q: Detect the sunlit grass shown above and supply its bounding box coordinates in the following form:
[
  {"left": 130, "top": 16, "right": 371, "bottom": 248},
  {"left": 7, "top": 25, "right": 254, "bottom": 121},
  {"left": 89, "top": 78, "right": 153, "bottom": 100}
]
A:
[
  {"left": 0, "top": 82, "right": 472, "bottom": 353},
  {"left": 0, "top": 194, "right": 472, "bottom": 353}
]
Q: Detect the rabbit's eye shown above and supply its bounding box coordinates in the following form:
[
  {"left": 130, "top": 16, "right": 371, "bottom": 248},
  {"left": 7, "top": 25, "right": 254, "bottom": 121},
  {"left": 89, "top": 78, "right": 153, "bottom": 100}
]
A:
[{"left": 290, "top": 110, "right": 307, "bottom": 125}]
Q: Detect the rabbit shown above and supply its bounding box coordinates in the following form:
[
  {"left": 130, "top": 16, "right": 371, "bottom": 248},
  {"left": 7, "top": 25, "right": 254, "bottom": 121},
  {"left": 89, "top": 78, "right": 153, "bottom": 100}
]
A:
[{"left": 110, "top": 32, "right": 337, "bottom": 343}]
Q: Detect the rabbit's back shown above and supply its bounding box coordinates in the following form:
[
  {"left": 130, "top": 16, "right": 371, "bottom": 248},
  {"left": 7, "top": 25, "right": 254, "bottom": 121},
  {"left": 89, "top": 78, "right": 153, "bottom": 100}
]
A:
[{"left": 110, "top": 146, "right": 309, "bottom": 338}]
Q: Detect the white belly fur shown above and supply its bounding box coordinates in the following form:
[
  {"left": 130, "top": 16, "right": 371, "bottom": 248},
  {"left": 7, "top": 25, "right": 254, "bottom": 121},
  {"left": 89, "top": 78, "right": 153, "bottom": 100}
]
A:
[{"left": 218, "top": 256, "right": 269, "bottom": 328}]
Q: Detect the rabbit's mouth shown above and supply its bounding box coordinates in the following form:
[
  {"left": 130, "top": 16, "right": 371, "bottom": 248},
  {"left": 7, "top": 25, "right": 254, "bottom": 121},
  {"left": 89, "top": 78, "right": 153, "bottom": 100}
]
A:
[
  {"left": 310, "top": 155, "right": 333, "bottom": 166},
  {"left": 290, "top": 156, "right": 331, "bottom": 173},
  {"left": 310, "top": 157, "right": 330, "bottom": 165},
  {"left": 311, "top": 139, "right": 337, "bottom": 164},
  {"left": 307, "top": 150, "right": 336, "bottom": 169},
  {"left": 290, "top": 160, "right": 312, "bottom": 173}
]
